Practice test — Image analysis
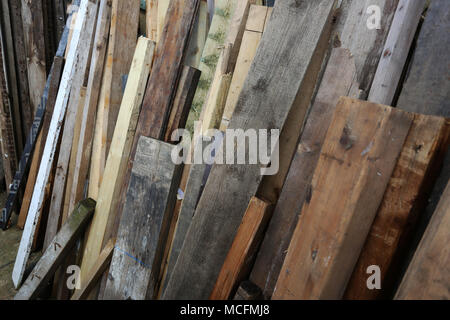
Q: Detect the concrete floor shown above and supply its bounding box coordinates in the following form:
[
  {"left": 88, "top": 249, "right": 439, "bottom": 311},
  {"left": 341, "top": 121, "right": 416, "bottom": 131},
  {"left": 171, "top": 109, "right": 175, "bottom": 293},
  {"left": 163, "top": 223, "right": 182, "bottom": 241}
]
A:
[{"left": 0, "top": 192, "right": 41, "bottom": 300}]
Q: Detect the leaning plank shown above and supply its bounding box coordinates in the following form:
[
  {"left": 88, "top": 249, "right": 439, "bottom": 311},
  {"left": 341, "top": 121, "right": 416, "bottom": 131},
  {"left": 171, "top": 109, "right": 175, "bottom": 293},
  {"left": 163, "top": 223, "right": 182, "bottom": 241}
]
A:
[
  {"left": 0, "top": 2, "right": 76, "bottom": 230},
  {"left": 249, "top": 48, "right": 360, "bottom": 298},
  {"left": 66, "top": 0, "right": 112, "bottom": 218},
  {"left": 17, "top": 56, "right": 64, "bottom": 230},
  {"left": 185, "top": 0, "right": 238, "bottom": 132},
  {"left": 12, "top": 0, "right": 93, "bottom": 288},
  {"left": 368, "top": 0, "right": 425, "bottom": 105},
  {"left": 163, "top": 0, "right": 336, "bottom": 300},
  {"left": 210, "top": 197, "right": 272, "bottom": 300},
  {"left": 88, "top": 0, "right": 140, "bottom": 199},
  {"left": 21, "top": 0, "right": 47, "bottom": 116},
  {"left": 71, "top": 239, "right": 114, "bottom": 300},
  {"left": 103, "top": 137, "right": 182, "bottom": 300},
  {"left": 80, "top": 37, "right": 155, "bottom": 283},
  {"left": 45, "top": 0, "right": 98, "bottom": 249},
  {"left": 146, "top": 0, "right": 158, "bottom": 41},
  {"left": 272, "top": 97, "right": 413, "bottom": 300},
  {"left": 157, "top": 0, "right": 170, "bottom": 43},
  {"left": 14, "top": 199, "right": 96, "bottom": 300},
  {"left": 0, "top": 31, "right": 17, "bottom": 191},
  {"left": 395, "top": 181, "right": 450, "bottom": 300},
  {"left": 344, "top": 114, "right": 449, "bottom": 299},
  {"left": 220, "top": 4, "right": 269, "bottom": 131},
  {"left": 7, "top": 0, "right": 33, "bottom": 137},
  {"left": 185, "top": 0, "right": 209, "bottom": 69},
  {"left": 112, "top": 0, "right": 200, "bottom": 248}
]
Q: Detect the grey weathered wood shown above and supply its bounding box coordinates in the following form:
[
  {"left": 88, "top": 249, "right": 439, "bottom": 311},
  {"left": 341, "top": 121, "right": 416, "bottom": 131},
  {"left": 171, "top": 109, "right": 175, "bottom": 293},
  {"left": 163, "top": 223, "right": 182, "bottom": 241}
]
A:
[
  {"left": 103, "top": 137, "right": 182, "bottom": 300},
  {"left": 162, "top": 0, "right": 336, "bottom": 300},
  {"left": 368, "top": 0, "right": 426, "bottom": 105},
  {"left": 14, "top": 198, "right": 96, "bottom": 300}
]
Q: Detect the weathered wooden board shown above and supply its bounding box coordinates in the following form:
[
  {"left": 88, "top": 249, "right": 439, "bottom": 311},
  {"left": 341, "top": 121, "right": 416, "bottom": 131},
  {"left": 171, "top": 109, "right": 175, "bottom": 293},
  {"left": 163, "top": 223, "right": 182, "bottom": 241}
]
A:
[
  {"left": 210, "top": 197, "right": 272, "bottom": 300},
  {"left": 112, "top": 0, "right": 200, "bottom": 247},
  {"left": 0, "top": 1, "right": 76, "bottom": 229},
  {"left": 250, "top": 0, "right": 401, "bottom": 298},
  {"left": 249, "top": 48, "right": 360, "bottom": 298},
  {"left": 71, "top": 239, "right": 114, "bottom": 300},
  {"left": 89, "top": 0, "right": 140, "bottom": 199},
  {"left": 80, "top": 37, "right": 155, "bottom": 283},
  {"left": 7, "top": 0, "right": 33, "bottom": 137},
  {"left": 395, "top": 181, "right": 450, "bottom": 300},
  {"left": 17, "top": 56, "right": 64, "bottom": 230},
  {"left": 368, "top": 0, "right": 426, "bottom": 105},
  {"left": 185, "top": 0, "right": 209, "bottom": 69},
  {"left": 12, "top": 0, "right": 93, "bottom": 288},
  {"left": 103, "top": 137, "right": 182, "bottom": 300},
  {"left": 163, "top": 0, "right": 336, "bottom": 300},
  {"left": 66, "top": 0, "right": 112, "bottom": 218},
  {"left": 14, "top": 199, "right": 96, "bottom": 300},
  {"left": 272, "top": 97, "right": 413, "bottom": 300},
  {"left": 146, "top": 0, "right": 158, "bottom": 41},
  {"left": 21, "top": 0, "right": 47, "bottom": 116},
  {"left": 344, "top": 115, "right": 449, "bottom": 299},
  {"left": 220, "top": 4, "right": 269, "bottom": 131},
  {"left": 45, "top": 0, "right": 98, "bottom": 249},
  {"left": 233, "top": 280, "right": 263, "bottom": 300}
]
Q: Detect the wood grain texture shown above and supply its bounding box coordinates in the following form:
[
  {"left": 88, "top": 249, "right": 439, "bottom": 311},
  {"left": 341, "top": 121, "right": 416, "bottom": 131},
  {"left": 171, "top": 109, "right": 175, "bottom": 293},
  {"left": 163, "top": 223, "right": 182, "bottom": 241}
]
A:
[
  {"left": 395, "top": 181, "right": 450, "bottom": 300},
  {"left": 17, "top": 56, "right": 64, "bottom": 231},
  {"left": 12, "top": 0, "right": 93, "bottom": 288},
  {"left": 21, "top": 0, "right": 47, "bottom": 116},
  {"left": 368, "top": 0, "right": 426, "bottom": 105},
  {"left": 80, "top": 37, "right": 155, "bottom": 283},
  {"left": 112, "top": 0, "right": 200, "bottom": 247},
  {"left": 272, "top": 97, "right": 413, "bottom": 300},
  {"left": 45, "top": 0, "right": 98, "bottom": 249},
  {"left": 66, "top": 0, "right": 112, "bottom": 217},
  {"left": 210, "top": 197, "right": 272, "bottom": 300},
  {"left": 345, "top": 115, "right": 450, "bottom": 299},
  {"left": 103, "top": 137, "right": 182, "bottom": 300},
  {"left": 163, "top": 0, "right": 336, "bottom": 300},
  {"left": 14, "top": 198, "right": 96, "bottom": 300},
  {"left": 89, "top": 0, "right": 140, "bottom": 199},
  {"left": 250, "top": 48, "right": 360, "bottom": 299}
]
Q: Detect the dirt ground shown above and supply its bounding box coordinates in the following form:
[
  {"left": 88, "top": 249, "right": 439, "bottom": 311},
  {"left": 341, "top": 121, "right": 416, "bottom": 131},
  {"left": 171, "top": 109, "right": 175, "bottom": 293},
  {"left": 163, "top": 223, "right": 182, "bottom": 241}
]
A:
[{"left": 0, "top": 192, "right": 41, "bottom": 300}]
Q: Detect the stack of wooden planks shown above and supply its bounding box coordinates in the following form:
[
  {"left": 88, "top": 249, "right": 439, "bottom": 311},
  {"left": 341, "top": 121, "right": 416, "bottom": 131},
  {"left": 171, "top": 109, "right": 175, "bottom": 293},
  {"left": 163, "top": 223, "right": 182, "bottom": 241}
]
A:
[{"left": 2, "top": 0, "right": 448, "bottom": 301}]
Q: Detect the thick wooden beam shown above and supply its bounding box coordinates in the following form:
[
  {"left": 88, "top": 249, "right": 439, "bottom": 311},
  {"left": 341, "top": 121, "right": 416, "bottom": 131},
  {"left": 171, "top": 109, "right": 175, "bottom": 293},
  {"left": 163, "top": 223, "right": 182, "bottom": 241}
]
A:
[
  {"left": 14, "top": 199, "right": 96, "bottom": 300},
  {"left": 163, "top": 0, "right": 336, "bottom": 300},
  {"left": 344, "top": 115, "right": 449, "bottom": 299},
  {"left": 395, "top": 181, "right": 450, "bottom": 300},
  {"left": 12, "top": 0, "right": 95, "bottom": 288},
  {"left": 272, "top": 97, "right": 413, "bottom": 300},
  {"left": 80, "top": 37, "right": 155, "bottom": 283},
  {"left": 103, "top": 137, "right": 182, "bottom": 300},
  {"left": 210, "top": 197, "right": 272, "bottom": 300}
]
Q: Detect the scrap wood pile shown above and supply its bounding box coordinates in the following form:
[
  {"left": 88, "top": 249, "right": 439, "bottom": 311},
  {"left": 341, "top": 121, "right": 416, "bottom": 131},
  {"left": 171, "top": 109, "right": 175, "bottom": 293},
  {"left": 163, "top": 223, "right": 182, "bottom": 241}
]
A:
[{"left": 0, "top": 0, "right": 448, "bottom": 300}]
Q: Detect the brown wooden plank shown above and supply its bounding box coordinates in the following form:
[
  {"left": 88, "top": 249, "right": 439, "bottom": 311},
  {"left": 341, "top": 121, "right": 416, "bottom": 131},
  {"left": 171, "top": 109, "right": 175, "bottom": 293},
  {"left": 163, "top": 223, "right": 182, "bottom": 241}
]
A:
[
  {"left": 395, "top": 181, "right": 450, "bottom": 300},
  {"left": 162, "top": 0, "right": 336, "bottom": 300},
  {"left": 210, "top": 197, "right": 272, "bottom": 300},
  {"left": 344, "top": 115, "right": 450, "bottom": 299},
  {"left": 272, "top": 97, "right": 413, "bottom": 300}
]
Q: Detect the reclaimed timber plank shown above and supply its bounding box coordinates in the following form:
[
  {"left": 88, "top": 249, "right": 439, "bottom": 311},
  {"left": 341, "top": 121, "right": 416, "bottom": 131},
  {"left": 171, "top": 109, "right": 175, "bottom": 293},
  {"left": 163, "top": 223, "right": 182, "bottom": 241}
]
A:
[
  {"left": 14, "top": 199, "right": 96, "bottom": 300},
  {"left": 272, "top": 97, "right": 413, "bottom": 300},
  {"left": 12, "top": 0, "right": 94, "bottom": 288},
  {"left": 395, "top": 181, "right": 450, "bottom": 300},
  {"left": 163, "top": 0, "right": 337, "bottom": 300},
  {"left": 103, "top": 137, "right": 182, "bottom": 300},
  {"left": 80, "top": 37, "right": 155, "bottom": 283}
]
